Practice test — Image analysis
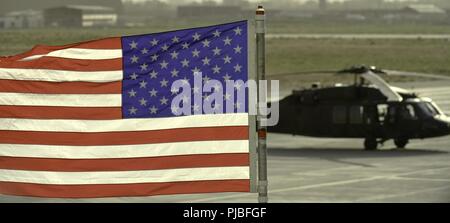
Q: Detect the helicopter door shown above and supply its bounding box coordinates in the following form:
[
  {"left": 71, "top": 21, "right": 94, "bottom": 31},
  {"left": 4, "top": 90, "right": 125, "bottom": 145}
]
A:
[
  {"left": 331, "top": 105, "right": 348, "bottom": 137},
  {"left": 347, "top": 105, "right": 365, "bottom": 137},
  {"left": 331, "top": 105, "right": 368, "bottom": 137},
  {"left": 396, "top": 104, "right": 420, "bottom": 137},
  {"left": 362, "top": 105, "right": 382, "bottom": 137},
  {"left": 385, "top": 104, "right": 419, "bottom": 138}
]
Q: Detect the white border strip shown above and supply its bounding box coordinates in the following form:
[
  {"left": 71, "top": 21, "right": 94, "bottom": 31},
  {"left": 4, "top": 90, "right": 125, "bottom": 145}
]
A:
[
  {"left": 0, "top": 113, "right": 249, "bottom": 132},
  {"left": 0, "top": 166, "right": 249, "bottom": 185},
  {"left": 0, "top": 68, "right": 122, "bottom": 82},
  {"left": 0, "top": 140, "right": 249, "bottom": 159},
  {"left": 0, "top": 93, "right": 121, "bottom": 107},
  {"left": 20, "top": 49, "right": 122, "bottom": 61}
]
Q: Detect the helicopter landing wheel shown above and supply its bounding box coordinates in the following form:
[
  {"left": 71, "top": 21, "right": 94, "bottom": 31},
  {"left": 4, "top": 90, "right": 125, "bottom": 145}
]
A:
[
  {"left": 364, "top": 138, "right": 378, "bottom": 150},
  {"left": 394, "top": 138, "right": 409, "bottom": 149}
]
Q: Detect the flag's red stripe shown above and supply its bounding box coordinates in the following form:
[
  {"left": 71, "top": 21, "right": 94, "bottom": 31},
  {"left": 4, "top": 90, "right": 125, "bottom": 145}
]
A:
[
  {"left": 0, "top": 180, "right": 250, "bottom": 198},
  {"left": 0, "top": 58, "right": 122, "bottom": 71},
  {"left": 0, "top": 106, "right": 122, "bottom": 120},
  {"left": 0, "top": 126, "right": 249, "bottom": 146},
  {"left": 0, "top": 153, "right": 249, "bottom": 172},
  {"left": 0, "top": 80, "right": 121, "bottom": 94},
  {"left": 2, "top": 37, "right": 121, "bottom": 62}
]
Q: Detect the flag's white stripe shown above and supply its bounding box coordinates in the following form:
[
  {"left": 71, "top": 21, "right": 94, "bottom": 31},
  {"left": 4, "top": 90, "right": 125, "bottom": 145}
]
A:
[
  {"left": 0, "top": 113, "right": 248, "bottom": 132},
  {"left": 0, "top": 93, "right": 121, "bottom": 107},
  {"left": 0, "top": 140, "right": 249, "bottom": 159},
  {"left": 0, "top": 68, "right": 122, "bottom": 82},
  {"left": 0, "top": 166, "right": 249, "bottom": 185},
  {"left": 20, "top": 49, "right": 122, "bottom": 61}
]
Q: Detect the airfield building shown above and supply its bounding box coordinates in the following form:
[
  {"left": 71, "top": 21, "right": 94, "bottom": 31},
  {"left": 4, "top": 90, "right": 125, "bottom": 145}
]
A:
[
  {"left": 399, "top": 4, "right": 447, "bottom": 21},
  {"left": 43, "top": 5, "right": 118, "bottom": 27},
  {"left": 177, "top": 5, "right": 243, "bottom": 19},
  {"left": 0, "top": 0, "right": 123, "bottom": 15},
  {"left": 402, "top": 4, "right": 446, "bottom": 15},
  {"left": 0, "top": 10, "right": 43, "bottom": 29},
  {"left": 402, "top": 4, "right": 447, "bottom": 19}
]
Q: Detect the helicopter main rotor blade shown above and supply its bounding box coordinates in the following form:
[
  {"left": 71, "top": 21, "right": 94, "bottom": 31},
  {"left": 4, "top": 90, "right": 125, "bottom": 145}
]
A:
[
  {"left": 268, "top": 67, "right": 450, "bottom": 81},
  {"left": 384, "top": 70, "right": 450, "bottom": 80},
  {"left": 361, "top": 71, "right": 403, "bottom": 102},
  {"left": 268, "top": 70, "right": 337, "bottom": 77}
]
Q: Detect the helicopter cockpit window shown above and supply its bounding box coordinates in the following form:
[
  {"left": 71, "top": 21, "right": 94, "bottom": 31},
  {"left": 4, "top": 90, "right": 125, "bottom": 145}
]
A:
[
  {"left": 399, "top": 104, "right": 417, "bottom": 120},
  {"left": 332, "top": 106, "right": 347, "bottom": 124},
  {"left": 418, "top": 102, "right": 441, "bottom": 117},
  {"left": 349, "top": 106, "right": 363, "bottom": 124}
]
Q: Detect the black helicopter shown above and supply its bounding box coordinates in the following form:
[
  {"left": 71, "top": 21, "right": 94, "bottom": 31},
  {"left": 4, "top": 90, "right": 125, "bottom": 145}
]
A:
[{"left": 269, "top": 65, "right": 450, "bottom": 150}]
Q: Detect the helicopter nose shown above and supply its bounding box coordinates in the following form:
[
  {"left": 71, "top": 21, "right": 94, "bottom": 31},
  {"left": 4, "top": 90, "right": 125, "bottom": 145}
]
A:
[
  {"left": 438, "top": 116, "right": 450, "bottom": 135},
  {"left": 423, "top": 116, "right": 450, "bottom": 137},
  {"left": 445, "top": 122, "right": 450, "bottom": 134},
  {"left": 440, "top": 115, "right": 450, "bottom": 128}
]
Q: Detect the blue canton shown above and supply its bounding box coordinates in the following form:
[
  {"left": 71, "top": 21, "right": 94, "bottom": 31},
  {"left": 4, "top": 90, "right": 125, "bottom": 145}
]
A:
[{"left": 121, "top": 20, "right": 248, "bottom": 118}]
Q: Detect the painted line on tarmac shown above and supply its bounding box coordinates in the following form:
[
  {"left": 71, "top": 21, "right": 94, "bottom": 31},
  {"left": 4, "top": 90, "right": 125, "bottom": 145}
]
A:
[
  {"left": 355, "top": 185, "right": 450, "bottom": 202},
  {"left": 187, "top": 176, "right": 385, "bottom": 202},
  {"left": 186, "top": 166, "right": 450, "bottom": 202},
  {"left": 413, "top": 86, "right": 450, "bottom": 94},
  {"left": 419, "top": 91, "right": 450, "bottom": 97},
  {"left": 292, "top": 166, "right": 359, "bottom": 176},
  {"left": 391, "top": 176, "right": 450, "bottom": 182}
]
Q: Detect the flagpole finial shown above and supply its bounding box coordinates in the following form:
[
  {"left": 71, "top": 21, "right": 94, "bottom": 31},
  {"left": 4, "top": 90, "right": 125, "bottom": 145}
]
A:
[
  {"left": 255, "top": 5, "right": 265, "bottom": 33},
  {"left": 256, "top": 5, "right": 265, "bottom": 15}
]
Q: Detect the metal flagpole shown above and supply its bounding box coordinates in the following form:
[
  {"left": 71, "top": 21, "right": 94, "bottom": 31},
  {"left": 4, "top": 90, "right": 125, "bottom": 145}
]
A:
[{"left": 256, "top": 5, "right": 268, "bottom": 203}]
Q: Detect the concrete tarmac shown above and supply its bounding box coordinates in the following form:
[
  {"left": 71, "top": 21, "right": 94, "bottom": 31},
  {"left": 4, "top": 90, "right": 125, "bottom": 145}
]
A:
[{"left": 1, "top": 81, "right": 450, "bottom": 203}]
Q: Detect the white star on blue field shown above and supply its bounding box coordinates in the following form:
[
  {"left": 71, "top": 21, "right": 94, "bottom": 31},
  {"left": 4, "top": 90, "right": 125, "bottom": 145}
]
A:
[{"left": 121, "top": 20, "right": 248, "bottom": 118}]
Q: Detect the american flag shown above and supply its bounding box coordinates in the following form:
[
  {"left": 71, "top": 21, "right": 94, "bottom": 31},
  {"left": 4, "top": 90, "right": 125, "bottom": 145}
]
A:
[{"left": 0, "top": 21, "right": 252, "bottom": 198}]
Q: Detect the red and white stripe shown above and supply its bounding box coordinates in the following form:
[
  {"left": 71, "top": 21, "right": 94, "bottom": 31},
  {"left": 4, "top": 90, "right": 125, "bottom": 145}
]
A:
[{"left": 0, "top": 37, "right": 250, "bottom": 198}]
